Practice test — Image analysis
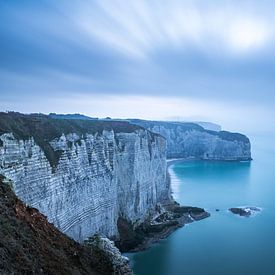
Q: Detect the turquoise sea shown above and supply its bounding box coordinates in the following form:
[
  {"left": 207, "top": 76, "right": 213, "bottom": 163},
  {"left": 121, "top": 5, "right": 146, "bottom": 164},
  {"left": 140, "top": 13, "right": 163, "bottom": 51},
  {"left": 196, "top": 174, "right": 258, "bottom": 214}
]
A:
[{"left": 128, "top": 132, "right": 275, "bottom": 275}]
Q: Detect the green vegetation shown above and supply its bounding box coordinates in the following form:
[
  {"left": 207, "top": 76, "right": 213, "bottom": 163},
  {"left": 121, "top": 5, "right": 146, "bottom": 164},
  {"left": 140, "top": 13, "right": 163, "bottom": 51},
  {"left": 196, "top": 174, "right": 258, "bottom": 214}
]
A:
[
  {"left": 129, "top": 119, "right": 204, "bottom": 132},
  {"left": 49, "top": 113, "right": 99, "bottom": 120},
  {"left": 0, "top": 112, "right": 143, "bottom": 168},
  {"left": 130, "top": 119, "right": 250, "bottom": 143},
  {"left": 215, "top": 130, "right": 250, "bottom": 143}
]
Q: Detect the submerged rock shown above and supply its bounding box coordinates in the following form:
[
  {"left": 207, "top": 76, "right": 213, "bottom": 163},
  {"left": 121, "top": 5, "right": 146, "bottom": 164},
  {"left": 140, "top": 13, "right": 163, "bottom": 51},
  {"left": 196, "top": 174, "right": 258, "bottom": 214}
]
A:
[{"left": 229, "top": 207, "right": 261, "bottom": 217}]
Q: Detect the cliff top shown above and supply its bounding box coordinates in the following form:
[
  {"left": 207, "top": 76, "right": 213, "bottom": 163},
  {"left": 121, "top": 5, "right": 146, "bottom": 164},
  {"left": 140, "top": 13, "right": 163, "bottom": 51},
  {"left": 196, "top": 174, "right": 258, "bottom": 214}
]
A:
[
  {"left": 0, "top": 174, "right": 118, "bottom": 274},
  {"left": 0, "top": 112, "right": 142, "bottom": 139},
  {"left": 129, "top": 119, "right": 250, "bottom": 143},
  {"left": 0, "top": 112, "right": 149, "bottom": 167}
]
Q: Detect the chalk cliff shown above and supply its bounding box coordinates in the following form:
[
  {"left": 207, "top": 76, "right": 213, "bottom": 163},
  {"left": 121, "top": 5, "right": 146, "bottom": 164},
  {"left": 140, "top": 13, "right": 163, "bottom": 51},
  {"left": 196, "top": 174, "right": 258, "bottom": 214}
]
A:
[
  {"left": 0, "top": 113, "right": 168, "bottom": 242},
  {"left": 0, "top": 113, "right": 251, "bottom": 249},
  {"left": 129, "top": 120, "right": 251, "bottom": 160},
  {"left": 193, "top": 121, "right": 222, "bottom": 131}
]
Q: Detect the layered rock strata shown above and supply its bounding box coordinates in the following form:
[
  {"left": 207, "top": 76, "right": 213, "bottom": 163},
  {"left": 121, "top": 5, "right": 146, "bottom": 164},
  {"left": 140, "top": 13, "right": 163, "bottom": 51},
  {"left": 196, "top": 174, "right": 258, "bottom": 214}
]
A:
[
  {"left": 116, "top": 201, "right": 210, "bottom": 252},
  {"left": 0, "top": 113, "right": 168, "bottom": 242},
  {"left": 130, "top": 120, "right": 251, "bottom": 160}
]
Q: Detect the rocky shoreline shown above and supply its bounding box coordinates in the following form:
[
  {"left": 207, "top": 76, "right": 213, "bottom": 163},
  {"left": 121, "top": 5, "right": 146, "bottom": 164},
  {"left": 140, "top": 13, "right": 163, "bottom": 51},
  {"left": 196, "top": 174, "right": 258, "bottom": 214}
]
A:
[
  {"left": 167, "top": 157, "right": 252, "bottom": 167},
  {"left": 115, "top": 200, "right": 210, "bottom": 252},
  {"left": 112, "top": 158, "right": 211, "bottom": 253}
]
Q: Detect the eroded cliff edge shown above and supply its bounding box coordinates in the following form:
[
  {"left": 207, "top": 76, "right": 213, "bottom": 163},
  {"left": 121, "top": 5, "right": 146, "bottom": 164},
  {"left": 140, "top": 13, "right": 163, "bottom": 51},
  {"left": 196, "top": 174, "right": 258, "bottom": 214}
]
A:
[
  {"left": 0, "top": 112, "right": 169, "bottom": 243},
  {"left": 130, "top": 119, "right": 251, "bottom": 161}
]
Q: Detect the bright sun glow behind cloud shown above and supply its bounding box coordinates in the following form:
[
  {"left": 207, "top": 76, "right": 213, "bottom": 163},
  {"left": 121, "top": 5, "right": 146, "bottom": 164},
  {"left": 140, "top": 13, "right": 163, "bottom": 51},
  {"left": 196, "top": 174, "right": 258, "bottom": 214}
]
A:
[
  {"left": 228, "top": 19, "right": 270, "bottom": 52},
  {"left": 73, "top": 0, "right": 274, "bottom": 59}
]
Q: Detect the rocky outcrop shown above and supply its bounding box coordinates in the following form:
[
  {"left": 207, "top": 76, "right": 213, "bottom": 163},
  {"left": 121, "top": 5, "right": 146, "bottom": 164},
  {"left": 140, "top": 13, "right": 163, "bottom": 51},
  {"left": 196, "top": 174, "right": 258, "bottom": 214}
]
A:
[
  {"left": 130, "top": 120, "right": 251, "bottom": 160},
  {"left": 116, "top": 201, "right": 210, "bottom": 252},
  {"left": 85, "top": 235, "right": 132, "bottom": 274},
  {"left": 229, "top": 207, "right": 261, "bottom": 217},
  {"left": 0, "top": 112, "right": 168, "bottom": 242},
  {"left": 0, "top": 175, "right": 131, "bottom": 275}
]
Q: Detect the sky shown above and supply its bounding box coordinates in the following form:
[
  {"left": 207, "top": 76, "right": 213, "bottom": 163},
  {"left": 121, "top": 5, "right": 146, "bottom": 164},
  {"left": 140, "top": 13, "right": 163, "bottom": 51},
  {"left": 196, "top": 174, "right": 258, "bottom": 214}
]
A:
[{"left": 0, "top": 0, "right": 275, "bottom": 133}]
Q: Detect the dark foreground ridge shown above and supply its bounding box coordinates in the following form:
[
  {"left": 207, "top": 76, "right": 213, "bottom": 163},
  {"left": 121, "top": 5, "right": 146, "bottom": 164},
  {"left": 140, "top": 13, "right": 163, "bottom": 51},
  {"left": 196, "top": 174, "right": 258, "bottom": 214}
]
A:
[
  {"left": 116, "top": 201, "right": 210, "bottom": 252},
  {"left": 0, "top": 175, "right": 132, "bottom": 275}
]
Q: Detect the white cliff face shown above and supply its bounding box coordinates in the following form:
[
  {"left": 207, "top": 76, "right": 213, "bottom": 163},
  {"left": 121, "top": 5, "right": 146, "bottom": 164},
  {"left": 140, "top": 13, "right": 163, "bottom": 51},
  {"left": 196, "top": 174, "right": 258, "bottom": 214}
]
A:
[
  {"left": 151, "top": 126, "right": 251, "bottom": 160},
  {"left": 0, "top": 129, "right": 167, "bottom": 242},
  {"left": 130, "top": 120, "right": 251, "bottom": 160},
  {"left": 115, "top": 131, "right": 168, "bottom": 223}
]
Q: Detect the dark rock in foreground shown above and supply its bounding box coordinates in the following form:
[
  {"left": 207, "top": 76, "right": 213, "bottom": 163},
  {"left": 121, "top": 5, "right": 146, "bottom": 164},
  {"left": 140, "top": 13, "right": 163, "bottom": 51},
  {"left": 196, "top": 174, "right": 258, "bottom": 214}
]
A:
[
  {"left": 229, "top": 207, "right": 261, "bottom": 217},
  {"left": 85, "top": 235, "right": 132, "bottom": 275},
  {"left": 115, "top": 201, "right": 210, "bottom": 252}
]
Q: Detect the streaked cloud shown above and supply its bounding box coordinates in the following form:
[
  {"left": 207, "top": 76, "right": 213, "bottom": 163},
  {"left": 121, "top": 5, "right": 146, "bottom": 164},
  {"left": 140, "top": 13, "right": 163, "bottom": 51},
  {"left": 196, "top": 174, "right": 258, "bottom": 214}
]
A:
[
  {"left": 227, "top": 18, "right": 270, "bottom": 52},
  {"left": 0, "top": 0, "right": 275, "bottom": 131},
  {"left": 73, "top": 0, "right": 275, "bottom": 58}
]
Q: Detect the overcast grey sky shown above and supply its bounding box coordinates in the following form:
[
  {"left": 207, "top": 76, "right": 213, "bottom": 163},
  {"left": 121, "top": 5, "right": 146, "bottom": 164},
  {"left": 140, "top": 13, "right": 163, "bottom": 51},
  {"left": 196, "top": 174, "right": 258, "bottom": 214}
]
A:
[{"left": 1, "top": 0, "right": 275, "bottom": 132}]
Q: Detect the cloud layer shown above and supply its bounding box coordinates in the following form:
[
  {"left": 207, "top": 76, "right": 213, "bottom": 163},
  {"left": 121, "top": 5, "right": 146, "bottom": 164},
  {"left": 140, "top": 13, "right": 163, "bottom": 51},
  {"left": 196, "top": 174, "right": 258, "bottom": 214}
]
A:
[
  {"left": 75, "top": 0, "right": 274, "bottom": 58},
  {"left": 0, "top": 0, "right": 275, "bottom": 130}
]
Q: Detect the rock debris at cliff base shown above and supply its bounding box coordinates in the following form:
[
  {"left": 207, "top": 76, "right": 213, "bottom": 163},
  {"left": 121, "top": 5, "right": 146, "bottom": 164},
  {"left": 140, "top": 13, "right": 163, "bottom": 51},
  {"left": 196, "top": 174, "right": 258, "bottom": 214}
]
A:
[{"left": 116, "top": 201, "right": 210, "bottom": 252}]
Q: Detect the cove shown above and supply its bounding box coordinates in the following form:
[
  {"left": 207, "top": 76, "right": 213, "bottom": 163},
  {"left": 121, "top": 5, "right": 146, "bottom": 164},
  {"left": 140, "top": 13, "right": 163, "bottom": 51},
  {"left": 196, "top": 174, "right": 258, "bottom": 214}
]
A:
[{"left": 127, "top": 132, "right": 275, "bottom": 275}]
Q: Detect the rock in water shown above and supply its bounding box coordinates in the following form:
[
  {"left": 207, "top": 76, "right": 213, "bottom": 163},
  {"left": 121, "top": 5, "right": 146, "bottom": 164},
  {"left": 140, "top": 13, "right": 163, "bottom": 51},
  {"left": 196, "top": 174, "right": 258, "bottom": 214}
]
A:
[{"left": 229, "top": 207, "right": 261, "bottom": 217}]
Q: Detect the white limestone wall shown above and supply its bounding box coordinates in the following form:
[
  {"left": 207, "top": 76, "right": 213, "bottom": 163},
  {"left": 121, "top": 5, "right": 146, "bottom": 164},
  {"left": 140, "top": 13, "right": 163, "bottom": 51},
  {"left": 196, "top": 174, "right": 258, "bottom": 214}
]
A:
[
  {"left": 0, "top": 129, "right": 167, "bottom": 241},
  {"left": 115, "top": 131, "right": 168, "bottom": 224},
  {"left": 148, "top": 126, "right": 251, "bottom": 160}
]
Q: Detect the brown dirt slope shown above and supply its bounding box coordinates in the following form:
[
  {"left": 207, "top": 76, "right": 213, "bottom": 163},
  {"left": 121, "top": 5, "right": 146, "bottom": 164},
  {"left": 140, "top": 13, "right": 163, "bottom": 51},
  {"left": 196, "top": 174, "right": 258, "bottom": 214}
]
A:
[{"left": 0, "top": 175, "right": 114, "bottom": 275}]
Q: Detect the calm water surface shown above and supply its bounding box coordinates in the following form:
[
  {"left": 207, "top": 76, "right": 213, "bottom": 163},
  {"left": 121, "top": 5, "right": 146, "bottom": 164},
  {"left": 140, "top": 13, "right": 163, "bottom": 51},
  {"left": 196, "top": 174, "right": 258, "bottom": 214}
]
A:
[{"left": 127, "top": 133, "right": 275, "bottom": 275}]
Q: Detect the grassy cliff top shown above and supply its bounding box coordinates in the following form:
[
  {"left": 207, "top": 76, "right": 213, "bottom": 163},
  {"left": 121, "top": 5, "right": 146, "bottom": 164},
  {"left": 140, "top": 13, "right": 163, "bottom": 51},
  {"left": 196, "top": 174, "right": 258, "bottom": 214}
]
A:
[
  {"left": 129, "top": 119, "right": 250, "bottom": 143},
  {"left": 0, "top": 112, "right": 142, "bottom": 140},
  {"left": 0, "top": 112, "right": 145, "bottom": 168},
  {"left": 129, "top": 119, "right": 203, "bottom": 131}
]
